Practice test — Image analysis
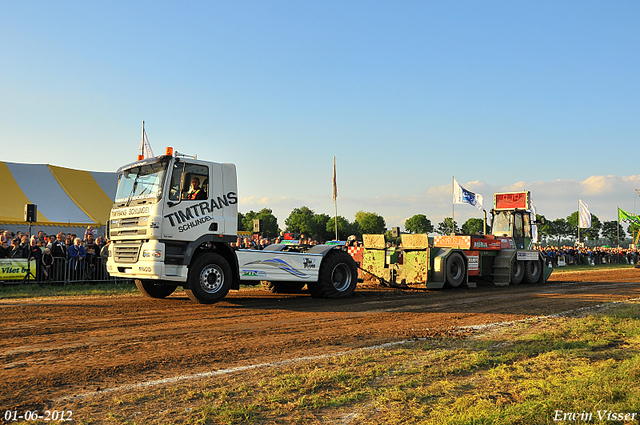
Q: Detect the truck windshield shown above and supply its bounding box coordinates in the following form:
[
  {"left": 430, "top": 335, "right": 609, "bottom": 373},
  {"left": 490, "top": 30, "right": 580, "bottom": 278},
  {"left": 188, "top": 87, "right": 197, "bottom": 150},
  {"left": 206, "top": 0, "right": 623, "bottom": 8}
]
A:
[
  {"left": 114, "top": 161, "right": 168, "bottom": 206},
  {"left": 491, "top": 211, "right": 512, "bottom": 237}
]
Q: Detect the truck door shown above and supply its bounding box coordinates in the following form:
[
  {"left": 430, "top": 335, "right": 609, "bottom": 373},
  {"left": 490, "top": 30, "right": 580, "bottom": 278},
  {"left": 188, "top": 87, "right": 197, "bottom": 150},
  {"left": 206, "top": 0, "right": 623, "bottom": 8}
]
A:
[{"left": 163, "top": 161, "right": 226, "bottom": 237}]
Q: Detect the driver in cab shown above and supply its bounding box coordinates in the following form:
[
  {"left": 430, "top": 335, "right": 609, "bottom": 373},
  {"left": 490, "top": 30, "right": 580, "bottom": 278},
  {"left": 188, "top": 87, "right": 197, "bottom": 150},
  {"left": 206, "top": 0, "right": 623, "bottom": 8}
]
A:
[{"left": 185, "top": 177, "right": 206, "bottom": 200}]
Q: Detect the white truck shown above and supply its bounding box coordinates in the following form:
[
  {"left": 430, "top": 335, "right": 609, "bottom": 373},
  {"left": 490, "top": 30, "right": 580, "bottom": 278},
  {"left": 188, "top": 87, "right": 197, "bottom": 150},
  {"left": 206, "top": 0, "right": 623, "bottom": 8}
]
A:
[{"left": 106, "top": 148, "right": 358, "bottom": 304}]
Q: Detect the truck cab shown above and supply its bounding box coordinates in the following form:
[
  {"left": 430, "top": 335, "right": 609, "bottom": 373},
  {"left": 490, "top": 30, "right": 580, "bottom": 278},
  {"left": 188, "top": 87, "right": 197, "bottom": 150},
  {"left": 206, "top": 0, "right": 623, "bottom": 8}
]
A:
[
  {"left": 107, "top": 149, "right": 240, "bottom": 292},
  {"left": 107, "top": 148, "right": 358, "bottom": 304}
]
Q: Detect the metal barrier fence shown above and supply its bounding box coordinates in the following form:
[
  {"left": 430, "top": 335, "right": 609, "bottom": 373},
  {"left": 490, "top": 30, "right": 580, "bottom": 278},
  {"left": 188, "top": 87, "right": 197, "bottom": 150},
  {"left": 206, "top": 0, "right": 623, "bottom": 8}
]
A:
[
  {"left": 1, "top": 256, "right": 132, "bottom": 285},
  {"left": 545, "top": 252, "right": 637, "bottom": 267}
]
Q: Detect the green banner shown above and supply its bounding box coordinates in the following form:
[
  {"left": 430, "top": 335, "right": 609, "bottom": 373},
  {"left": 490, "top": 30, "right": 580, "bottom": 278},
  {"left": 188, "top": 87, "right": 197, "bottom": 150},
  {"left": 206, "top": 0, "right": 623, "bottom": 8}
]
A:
[
  {"left": 0, "top": 259, "right": 37, "bottom": 280},
  {"left": 618, "top": 208, "right": 640, "bottom": 224}
]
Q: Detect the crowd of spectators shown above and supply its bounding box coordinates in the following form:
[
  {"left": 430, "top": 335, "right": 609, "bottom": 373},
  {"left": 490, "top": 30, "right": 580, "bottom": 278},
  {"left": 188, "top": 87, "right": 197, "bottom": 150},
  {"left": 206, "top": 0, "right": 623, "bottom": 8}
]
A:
[
  {"left": 537, "top": 245, "right": 639, "bottom": 267},
  {"left": 0, "top": 226, "right": 110, "bottom": 281},
  {"left": 230, "top": 233, "right": 320, "bottom": 250}
]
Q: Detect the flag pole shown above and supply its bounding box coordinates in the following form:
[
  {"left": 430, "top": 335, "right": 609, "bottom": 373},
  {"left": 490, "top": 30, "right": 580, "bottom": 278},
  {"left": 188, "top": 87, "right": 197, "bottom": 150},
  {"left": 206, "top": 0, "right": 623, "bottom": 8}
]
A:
[
  {"left": 334, "top": 203, "right": 338, "bottom": 241},
  {"left": 452, "top": 176, "right": 455, "bottom": 235},
  {"left": 333, "top": 157, "right": 338, "bottom": 241},
  {"left": 141, "top": 121, "right": 145, "bottom": 157},
  {"left": 577, "top": 199, "right": 580, "bottom": 244},
  {"left": 617, "top": 206, "right": 620, "bottom": 248}
]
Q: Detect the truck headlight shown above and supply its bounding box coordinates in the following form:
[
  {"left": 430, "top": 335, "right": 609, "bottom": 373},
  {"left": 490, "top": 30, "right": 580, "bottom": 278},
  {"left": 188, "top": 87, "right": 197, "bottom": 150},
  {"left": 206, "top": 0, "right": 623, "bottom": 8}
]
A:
[{"left": 142, "top": 250, "right": 162, "bottom": 258}]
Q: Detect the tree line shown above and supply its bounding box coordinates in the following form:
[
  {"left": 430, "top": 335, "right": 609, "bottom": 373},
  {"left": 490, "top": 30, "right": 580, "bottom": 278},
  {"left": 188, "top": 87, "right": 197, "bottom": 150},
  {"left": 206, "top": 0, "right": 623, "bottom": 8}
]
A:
[
  {"left": 238, "top": 207, "right": 635, "bottom": 246},
  {"left": 238, "top": 207, "right": 385, "bottom": 241},
  {"left": 536, "top": 212, "right": 633, "bottom": 246}
]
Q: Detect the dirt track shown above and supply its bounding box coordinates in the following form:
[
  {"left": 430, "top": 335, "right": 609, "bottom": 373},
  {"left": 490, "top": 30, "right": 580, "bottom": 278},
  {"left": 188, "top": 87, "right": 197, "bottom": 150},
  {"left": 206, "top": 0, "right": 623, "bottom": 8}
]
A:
[{"left": 2, "top": 268, "right": 640, "bottom": 412}]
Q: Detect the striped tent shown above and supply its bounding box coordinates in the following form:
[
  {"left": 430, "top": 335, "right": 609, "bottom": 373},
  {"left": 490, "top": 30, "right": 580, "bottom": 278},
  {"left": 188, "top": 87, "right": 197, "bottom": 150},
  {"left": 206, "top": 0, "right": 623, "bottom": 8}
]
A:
[{"left": 0, "top": 161, "right": 117, "bottom": 228}]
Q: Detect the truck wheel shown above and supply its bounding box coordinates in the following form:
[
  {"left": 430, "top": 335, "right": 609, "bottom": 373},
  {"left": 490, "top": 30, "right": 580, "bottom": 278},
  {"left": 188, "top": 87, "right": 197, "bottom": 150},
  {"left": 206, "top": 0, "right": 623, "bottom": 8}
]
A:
[
  {"left": 308, "top": 250, "right": 357, "bottom": 298},
  {"left": 445, "top": 253, "right": 465, "bottom": 288},
  {"left": 511, "top": 259, "right": 524, "bottom": 285},
  {"left": 523, "top": 260, "right": 542, "bottom": 284},
  {"left": 135, "top": 279, "right": 177, "bottom": 299},
  {"left": 261, "top": 281, "right": 306, "bottom": 294},
  {"left": 185, "top": 253, "right": 232, "bottom": 304}
]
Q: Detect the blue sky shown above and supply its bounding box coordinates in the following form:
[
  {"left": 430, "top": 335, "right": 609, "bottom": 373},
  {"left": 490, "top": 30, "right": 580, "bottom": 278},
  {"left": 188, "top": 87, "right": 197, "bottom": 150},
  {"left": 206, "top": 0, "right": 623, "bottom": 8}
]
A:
[{"left": 1, "top": 1, "right": 639, "bottom": 230}]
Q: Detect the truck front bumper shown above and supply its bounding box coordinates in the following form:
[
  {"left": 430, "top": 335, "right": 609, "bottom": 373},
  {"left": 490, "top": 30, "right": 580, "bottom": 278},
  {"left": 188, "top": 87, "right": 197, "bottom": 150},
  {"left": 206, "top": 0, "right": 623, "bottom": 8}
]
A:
[{"left": 107, "top": 260, "right": 188, "bottom": 282}]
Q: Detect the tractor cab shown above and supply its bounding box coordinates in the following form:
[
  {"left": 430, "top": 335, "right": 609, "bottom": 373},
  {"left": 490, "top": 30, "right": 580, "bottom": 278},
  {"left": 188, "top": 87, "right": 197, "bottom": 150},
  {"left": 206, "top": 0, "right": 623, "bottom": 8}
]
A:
[
  {"left": 490, "top": 209, "right": 532, "bottom": 249},
  {"left": 490, "top": 192, "right": 534, "bottom": 249}
]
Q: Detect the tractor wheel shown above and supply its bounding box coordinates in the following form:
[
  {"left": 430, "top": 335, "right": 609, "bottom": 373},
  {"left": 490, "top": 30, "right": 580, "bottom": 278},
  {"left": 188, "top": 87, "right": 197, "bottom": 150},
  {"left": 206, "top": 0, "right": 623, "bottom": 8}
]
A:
[
  {"left": 445, "top": 253, "right": 465, "bottom": 288},
  {"left": 308, "top": 250, "right": 357, "bottom": 298},
  {"left": 510, "top": 259, "right": 524, "bottom": 285},
  {"left": 135, "top": 279, "right": 177, "bottom": 299},
  {"left": 261, "top": 280, "right": 306, "bottom": 294},
  {"left": 185, "top": 253, "right": 232, "bottom": 304},
  {"left": 523, "top": 260, "right": 542, "bottom": 284}
]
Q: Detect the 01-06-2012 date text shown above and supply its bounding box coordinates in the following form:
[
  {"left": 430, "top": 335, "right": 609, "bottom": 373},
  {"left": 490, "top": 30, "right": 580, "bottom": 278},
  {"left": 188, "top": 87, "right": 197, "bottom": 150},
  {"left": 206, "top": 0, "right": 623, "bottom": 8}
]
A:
[{"left": 4, "top": 410, "right": 73, "bottom": 422}]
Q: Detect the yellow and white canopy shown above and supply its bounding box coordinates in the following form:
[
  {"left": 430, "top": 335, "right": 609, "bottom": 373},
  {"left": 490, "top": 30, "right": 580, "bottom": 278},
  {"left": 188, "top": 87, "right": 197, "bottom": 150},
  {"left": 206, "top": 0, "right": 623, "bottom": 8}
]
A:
[{"left": 0, "top": 161, "right": 117, "bottom": 227}]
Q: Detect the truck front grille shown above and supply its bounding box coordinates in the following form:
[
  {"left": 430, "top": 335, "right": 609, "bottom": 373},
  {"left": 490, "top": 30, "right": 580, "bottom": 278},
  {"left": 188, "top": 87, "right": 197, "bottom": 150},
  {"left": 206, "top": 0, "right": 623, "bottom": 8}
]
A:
[
  {"left": 114, "top": 242, "right": 142, "bottom": 263},
  {"left": 110, "top": 217, "right": 148, "bottom": 237},
  {"left": 111, "top": 228, "right": 147, "bottom": 237},
  {"left": 118, "top": 217, "right": 141, "bottom": 227}
]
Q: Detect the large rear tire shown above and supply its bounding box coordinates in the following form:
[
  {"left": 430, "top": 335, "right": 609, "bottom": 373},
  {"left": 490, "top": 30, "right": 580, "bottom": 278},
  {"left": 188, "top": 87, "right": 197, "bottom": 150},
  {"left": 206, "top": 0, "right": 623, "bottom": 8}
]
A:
[
  {"left": 135, "top": 279, "right": 177, "bottom": 299},
  {"left": 308, "top": 250, "right": 357, "bottom": 298},
  {"left": 185, "top": 253, "right": 232, "bottom": 304},
  {"left": 445, "top": 253, "right": 465, "bottom": 288},
  {"left": 261, "top": 281, "right": 306, "bottom": 294},
  {"left": 523, "top": 260, "right": 542, "bottom": 284},
  {"left": 511, "top": 259, "right": 524, "bottom": 285}
]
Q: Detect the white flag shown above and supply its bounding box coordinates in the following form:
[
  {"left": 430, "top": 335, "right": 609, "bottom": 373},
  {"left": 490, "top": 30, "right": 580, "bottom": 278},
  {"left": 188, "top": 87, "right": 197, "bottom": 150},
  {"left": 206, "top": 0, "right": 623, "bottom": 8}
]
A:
[
  {"left": 578, "top": 199, "right": 591, "bottom": 229},
  {"left": 530, "top": 198, "right": 538, "bottom": 243},
  {"left": 453, "top": 177, "right": 483, "bottom": 211},
  {"left": 139, "top": 123, "right": 154, "bottom": 159}
]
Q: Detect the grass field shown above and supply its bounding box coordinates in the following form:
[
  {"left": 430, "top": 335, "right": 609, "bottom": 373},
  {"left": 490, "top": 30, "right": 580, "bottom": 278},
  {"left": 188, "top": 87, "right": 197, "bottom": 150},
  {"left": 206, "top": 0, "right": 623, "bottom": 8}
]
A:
[
  {"left": 0, "top": 281, "right": 139, "bottom": 299},
  {"left": 65, "top": 301, "right": 640, "bottom": 424}
]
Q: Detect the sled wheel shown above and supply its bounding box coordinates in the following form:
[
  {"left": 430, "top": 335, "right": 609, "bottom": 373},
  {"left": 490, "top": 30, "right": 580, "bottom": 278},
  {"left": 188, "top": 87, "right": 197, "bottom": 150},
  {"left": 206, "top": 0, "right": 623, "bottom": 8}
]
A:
[
  {"left": 445, "top": 253, "right": 465, "bottom": 288},
  {"left": 511, "top": 259, "right": 524, "bottom": 285},
  {"left": 523, "top": 260, "right": 542, "bottom": 284}
]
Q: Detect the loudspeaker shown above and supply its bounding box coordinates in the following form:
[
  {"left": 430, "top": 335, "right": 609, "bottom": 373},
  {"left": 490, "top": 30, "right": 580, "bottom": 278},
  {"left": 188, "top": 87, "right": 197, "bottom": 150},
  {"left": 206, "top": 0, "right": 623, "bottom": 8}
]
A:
[
  {"left": 253, "top": 219, "right": 263, "bottom": 233},
  {"left": 24, "top": 204, "right": 37, "bottom": 223},
  {"left": 391, "top": 226, "right": 400, "bottom": 238}
]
